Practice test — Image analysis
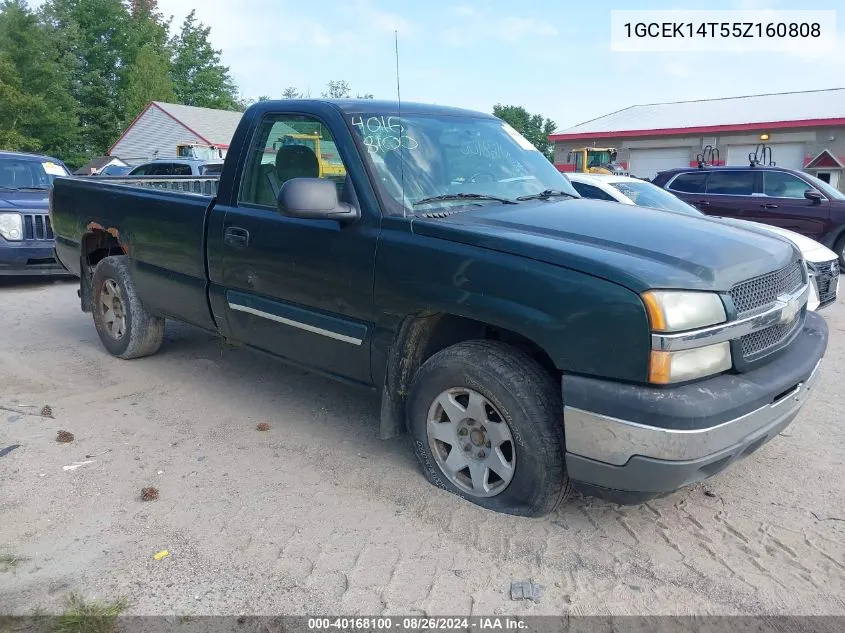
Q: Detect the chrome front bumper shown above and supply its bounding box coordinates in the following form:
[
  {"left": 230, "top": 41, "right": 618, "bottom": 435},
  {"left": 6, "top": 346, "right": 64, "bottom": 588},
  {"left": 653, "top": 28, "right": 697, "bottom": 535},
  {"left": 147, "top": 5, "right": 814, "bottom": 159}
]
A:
[
  {"left": 565, "top": 359, "right": 821, "bottom": 467},
  {"left": 561, "top": 310, "right": 828, "bottom": 502}
]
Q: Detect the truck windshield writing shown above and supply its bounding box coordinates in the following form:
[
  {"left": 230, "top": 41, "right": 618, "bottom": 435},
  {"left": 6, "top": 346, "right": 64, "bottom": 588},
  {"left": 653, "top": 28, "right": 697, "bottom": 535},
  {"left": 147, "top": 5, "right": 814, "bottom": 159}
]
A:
[{"left": 348, "top": 114, "right": 579, "bottom": 213}]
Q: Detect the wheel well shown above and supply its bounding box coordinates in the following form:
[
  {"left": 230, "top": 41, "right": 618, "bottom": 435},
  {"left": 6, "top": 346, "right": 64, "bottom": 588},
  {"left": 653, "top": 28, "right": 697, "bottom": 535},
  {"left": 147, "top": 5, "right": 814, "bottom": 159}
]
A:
[
  {"left": 79, "top": 230, "right": 124, "bottom": 312},
  {"left": 418, "top": 313, "right": 558, "bottom": 377},
  {"left": 832, "top": 228, "right": 845, "bottom": 251},
  {"left": 378, "top": 311, "right": 560, "bottom": 439}
]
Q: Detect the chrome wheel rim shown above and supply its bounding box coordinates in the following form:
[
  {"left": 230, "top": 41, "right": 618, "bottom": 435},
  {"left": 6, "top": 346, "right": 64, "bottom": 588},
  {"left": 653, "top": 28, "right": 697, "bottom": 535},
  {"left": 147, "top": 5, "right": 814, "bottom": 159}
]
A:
[
  {"left": 426, "top": 387, "right": 516, "bottom": 498},
  {"left": 100, "top": 279, "right": 126, "bottom": 340}
]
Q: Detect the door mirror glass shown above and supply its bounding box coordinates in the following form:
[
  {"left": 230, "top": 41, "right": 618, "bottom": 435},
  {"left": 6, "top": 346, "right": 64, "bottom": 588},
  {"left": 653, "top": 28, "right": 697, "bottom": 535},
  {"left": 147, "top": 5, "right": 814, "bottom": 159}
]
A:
[
  {"left": 277, "top": 177, "right": 359, "bottom": 222},
  {"left": 804, "top": 189, "right": 823, "bottom": 203}
]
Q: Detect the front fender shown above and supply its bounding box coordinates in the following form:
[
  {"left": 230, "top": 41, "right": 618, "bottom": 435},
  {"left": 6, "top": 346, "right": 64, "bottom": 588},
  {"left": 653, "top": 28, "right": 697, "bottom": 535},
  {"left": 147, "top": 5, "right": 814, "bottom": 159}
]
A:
[{"left": 373, "top": 228, "right": 651, "bottom": 383}]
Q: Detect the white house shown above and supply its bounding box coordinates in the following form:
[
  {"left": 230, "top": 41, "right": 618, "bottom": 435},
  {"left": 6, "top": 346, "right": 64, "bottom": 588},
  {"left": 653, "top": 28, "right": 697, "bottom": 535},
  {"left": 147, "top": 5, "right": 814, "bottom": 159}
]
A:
[{"left": 109, "top": 102, "right": 244, "bottom": 164}]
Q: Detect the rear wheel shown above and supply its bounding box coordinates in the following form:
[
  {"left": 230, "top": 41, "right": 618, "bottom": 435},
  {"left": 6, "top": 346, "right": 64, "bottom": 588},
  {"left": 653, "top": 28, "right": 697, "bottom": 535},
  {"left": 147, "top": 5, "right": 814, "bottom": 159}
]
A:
[
  {"left": 406, "top": 340, "right": 570, "bottom": 517},
  {"left": 91, "top": 256, "right": 164, "bottom": 359}
]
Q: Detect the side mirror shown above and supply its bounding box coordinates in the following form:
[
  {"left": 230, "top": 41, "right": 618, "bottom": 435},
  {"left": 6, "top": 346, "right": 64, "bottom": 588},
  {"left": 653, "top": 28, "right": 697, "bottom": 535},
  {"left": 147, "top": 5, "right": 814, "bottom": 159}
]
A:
[
  {"left": 277, "top": 178, "right": 360, "bottom": 222},
  {"left": 805, "top": 189, "right": 823, "bottom": 204}
]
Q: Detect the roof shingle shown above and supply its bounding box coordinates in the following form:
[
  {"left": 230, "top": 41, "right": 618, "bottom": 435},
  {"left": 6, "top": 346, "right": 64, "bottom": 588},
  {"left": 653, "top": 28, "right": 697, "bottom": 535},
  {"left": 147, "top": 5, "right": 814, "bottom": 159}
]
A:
[
  {"left": 153, "top": 102, "right": 244, "bottom": 146},
  {"left": 554, "top": 88, "right": 845, "bottom": 138}
]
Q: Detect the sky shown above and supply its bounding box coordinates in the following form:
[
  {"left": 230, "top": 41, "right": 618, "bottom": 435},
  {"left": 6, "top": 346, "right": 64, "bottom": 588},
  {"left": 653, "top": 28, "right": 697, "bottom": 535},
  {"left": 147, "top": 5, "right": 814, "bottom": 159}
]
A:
[{"left": 30, "top": 0, "right": 845, "bottom": 130}]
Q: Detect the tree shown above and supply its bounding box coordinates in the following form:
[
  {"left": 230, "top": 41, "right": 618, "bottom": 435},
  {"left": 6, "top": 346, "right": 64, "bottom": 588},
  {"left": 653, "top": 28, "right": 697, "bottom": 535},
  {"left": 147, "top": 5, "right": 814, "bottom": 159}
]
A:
[
  {"left": 0, "top": 54, "right": 42, "bottom": 150},
  {"left": 322, "top": 79, "right": 350, "bottom": 98},
  {"left": 41, "top": 0, "right": 139, "bottom": 157},
  {"left": 492, "top": 104, "right": 557, "bottom": 162},
  {"left": 282, "top": 86, "right": 301, "bottom": 99},
  {"left": 123, "top": 44, "right": 175, "bottom": 121},
  {"left": 170, "top": 10, "right": 239, "bottom": 110},
  {"left": 123, "top": 0, "right": 172, "bottom": 122},
  {"left": 129, "top": 0, "right": 158, "bottom": 19},
  {"left": 0, "top": 0, "right": 80, "bottom": 159},
  {"left": 356, "top": 93, "right": 374, "bottom": 99}
]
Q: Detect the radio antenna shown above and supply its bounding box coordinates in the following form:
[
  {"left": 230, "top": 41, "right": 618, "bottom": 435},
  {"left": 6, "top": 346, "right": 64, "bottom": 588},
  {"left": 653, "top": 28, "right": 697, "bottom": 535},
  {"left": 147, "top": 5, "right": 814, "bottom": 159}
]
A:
[{"left": 395, "top": 29, "right": 407, "bottom": 217}]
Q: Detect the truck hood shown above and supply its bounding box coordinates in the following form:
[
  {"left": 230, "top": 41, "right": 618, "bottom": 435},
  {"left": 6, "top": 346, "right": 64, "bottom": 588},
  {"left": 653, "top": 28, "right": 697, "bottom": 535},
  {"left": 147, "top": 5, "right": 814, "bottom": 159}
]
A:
[
  {"left": 411, "top": 199, "right": 799, "bottom": 293},
  {"left": 0, "top": 191, "right": 50, "bottom": 210}
]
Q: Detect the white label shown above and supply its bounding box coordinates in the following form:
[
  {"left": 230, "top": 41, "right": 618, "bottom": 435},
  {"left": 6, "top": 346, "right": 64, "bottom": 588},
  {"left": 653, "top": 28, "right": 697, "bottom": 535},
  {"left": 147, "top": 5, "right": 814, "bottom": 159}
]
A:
[
  {"left": 501, "top": 123, "right": 539, "bottom": 152},
  {"left": 42, "top": 161, "right": 67, "bottom": 176}
]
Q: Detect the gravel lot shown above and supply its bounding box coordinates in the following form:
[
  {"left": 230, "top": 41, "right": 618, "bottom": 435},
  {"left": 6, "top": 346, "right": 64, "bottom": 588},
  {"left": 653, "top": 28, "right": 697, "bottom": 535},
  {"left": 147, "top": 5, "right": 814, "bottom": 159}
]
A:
[{"left": 1, "top": 277, "right": 843, "bottom": 617}]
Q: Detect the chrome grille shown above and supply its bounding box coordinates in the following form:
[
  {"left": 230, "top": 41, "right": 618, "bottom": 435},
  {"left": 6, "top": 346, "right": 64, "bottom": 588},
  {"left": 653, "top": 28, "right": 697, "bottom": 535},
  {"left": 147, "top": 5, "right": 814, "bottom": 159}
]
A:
[
  {"left": 740, "top": 314, "right": 803, "bottom": 358},
  {"left": 813, "top": 260, "right": 839, "bottom": 306},
  {"left": 729, "top": 261, "right": 803, "bottom": 315},
  {"left": 22, "top": 213, "right": 54, "bottom": 240}
]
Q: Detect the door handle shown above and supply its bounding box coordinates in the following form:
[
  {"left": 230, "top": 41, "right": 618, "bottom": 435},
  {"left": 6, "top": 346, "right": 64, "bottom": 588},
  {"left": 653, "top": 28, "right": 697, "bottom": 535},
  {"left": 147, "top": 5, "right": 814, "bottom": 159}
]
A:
[
  {"left": 224, "top": 226, "right": 249, "bottom": 247},
  {"left": 760, "top": 204, "right": 779, "bottom": 209},
  {"left": 695, "top": 201, "right": 710, "bottom": 206}
]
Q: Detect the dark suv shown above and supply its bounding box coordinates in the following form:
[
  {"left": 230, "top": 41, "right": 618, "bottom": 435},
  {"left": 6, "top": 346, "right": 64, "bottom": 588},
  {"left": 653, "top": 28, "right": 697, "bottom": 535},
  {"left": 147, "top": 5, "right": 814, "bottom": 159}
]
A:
[
  {"left": 652, "top": 165, "right": 845, "bottom": 265},
  {"left": 0, "top": 150, "right": 73, "bottom": 276}
]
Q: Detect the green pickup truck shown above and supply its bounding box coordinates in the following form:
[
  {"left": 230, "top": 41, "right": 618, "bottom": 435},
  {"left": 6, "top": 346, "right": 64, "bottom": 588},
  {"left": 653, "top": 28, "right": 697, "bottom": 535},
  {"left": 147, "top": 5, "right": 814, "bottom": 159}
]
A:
[{"left": 50, "top": 99, "right": 827, "bottom": 517}]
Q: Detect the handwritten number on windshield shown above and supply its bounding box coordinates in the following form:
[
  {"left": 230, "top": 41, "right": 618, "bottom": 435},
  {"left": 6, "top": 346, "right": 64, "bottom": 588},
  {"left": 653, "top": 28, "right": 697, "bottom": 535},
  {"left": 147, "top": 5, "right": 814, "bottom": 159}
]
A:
[{"left": 352, "top": 115, "right": 418, "bottom": 154}]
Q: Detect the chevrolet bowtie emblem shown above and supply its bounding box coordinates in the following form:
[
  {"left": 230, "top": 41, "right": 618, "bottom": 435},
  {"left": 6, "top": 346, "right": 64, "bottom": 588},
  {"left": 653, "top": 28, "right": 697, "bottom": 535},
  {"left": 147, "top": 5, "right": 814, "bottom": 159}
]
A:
[{"left": 778, "top": 295, "right": 801, "bottom": 324}]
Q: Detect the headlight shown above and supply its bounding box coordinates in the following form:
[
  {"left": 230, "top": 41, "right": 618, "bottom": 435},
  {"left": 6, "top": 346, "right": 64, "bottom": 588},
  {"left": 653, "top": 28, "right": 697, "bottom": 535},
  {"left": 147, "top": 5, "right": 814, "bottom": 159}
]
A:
[
  {"left": 0, "top": 213, "right": 23, "bottom": 241},
  {"left": 641, "top": 290, "right": 726, "bottom": 332},
  {"left": 649, "top": 343, "right": 732, "bottom": 384}
]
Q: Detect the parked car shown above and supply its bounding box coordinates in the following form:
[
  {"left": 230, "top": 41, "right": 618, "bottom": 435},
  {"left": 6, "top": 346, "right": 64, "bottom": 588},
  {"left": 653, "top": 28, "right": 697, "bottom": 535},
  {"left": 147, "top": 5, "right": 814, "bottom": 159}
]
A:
[
  {"left": 97, "top": 164, "right": 132, "bottom": 176},
  {"left": 127, "top": 157, "right": 224, "bottom": 176},
  {"left": 651, "top": 164, "right": 845, "bottom": 266},
  {"left": 567, "top": 173, "right": 840, "bottom": 311},
  {"left": 50, "top": 99, "right": 827, "bottom": 516},
  {"left": 0, "top": 150, "right": 72, "bottom": 276}
]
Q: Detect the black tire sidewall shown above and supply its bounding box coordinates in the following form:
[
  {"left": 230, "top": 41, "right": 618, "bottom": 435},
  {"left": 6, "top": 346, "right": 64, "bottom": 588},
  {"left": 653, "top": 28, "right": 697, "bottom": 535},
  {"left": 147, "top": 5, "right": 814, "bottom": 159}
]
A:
[
  {"left": 407, "top": 342, "right": 565, "bottom": 516},
  {"left": 91, "top": 258, "right": 134, "bottom": 357}
]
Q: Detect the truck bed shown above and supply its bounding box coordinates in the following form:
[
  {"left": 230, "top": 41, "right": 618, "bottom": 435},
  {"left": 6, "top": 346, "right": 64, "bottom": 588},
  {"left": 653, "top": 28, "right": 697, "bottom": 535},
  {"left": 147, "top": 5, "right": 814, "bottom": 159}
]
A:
[{"left": 51, "top": 176, "right": 219, "bottom": 331}]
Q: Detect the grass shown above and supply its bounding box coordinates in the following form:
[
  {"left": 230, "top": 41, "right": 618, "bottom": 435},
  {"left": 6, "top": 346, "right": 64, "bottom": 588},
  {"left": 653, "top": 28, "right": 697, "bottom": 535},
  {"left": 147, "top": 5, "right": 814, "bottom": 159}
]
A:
[
  {"left": 49, "top": 593, "right": 129, "bottom": 633},
  {"left": 0, "top": 553, "right": 28, "bottom": 572}
]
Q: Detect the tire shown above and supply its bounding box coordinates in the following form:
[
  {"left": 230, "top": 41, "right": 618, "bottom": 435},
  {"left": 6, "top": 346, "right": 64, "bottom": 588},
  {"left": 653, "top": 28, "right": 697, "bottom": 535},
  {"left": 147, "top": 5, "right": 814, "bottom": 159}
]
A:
[
  {"left": 91, "top": 256, "right": 165, "bottom": 359},
  {"left": 835, "top": 235, "right": 845, "bottom": 268},
  {"left": 406, "top": 340, "right": 570, "bottom": 517}
]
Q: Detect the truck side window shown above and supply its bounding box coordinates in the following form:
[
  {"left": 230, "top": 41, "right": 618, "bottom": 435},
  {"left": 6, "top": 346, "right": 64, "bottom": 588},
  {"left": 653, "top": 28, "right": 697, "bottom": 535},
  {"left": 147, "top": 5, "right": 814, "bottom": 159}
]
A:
[{"left": 239, "top": 114, "right": 349, "bottom": 207}]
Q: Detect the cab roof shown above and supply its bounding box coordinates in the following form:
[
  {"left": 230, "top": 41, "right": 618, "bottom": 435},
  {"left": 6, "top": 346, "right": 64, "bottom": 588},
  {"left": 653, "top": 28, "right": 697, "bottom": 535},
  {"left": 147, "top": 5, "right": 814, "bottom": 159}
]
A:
[{"left": 250, "top": 99, "right": 497, "bottom": 120}]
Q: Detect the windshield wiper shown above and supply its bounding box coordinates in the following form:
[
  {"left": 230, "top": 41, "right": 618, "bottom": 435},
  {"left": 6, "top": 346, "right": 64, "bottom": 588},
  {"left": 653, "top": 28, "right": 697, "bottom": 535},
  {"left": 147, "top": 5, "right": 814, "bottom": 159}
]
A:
[
  {"left": 413, "top": 193, "right": 517, "bottom": 206},
  {"left": 516, "top": 189, "right": 578, "bottom": 201},
  {"left": 0, "top": 186, "right": 19, "bottom": 191},
  {"left": 17, "top": 186, "right": 49, "bottom": 191}
]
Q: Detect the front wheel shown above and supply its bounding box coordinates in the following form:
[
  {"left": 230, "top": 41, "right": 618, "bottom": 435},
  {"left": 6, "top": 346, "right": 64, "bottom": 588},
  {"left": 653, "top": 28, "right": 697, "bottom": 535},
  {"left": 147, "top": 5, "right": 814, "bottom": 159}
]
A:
[
  {"left": 91, "top": 256, "right": 165, "bottom": 359},
  {"left": 406, "top": 340, "right": 570, "bottom": 517},
  {"left": 835, "top": 235, "right": 845, "bottom": 268}
]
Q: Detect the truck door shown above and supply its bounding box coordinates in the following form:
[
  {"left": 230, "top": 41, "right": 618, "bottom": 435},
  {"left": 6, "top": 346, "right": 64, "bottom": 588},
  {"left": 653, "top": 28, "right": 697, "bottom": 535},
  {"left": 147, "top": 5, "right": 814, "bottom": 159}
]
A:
[{"left": 211, "top": 111, "right": 379, "bottom": 385}]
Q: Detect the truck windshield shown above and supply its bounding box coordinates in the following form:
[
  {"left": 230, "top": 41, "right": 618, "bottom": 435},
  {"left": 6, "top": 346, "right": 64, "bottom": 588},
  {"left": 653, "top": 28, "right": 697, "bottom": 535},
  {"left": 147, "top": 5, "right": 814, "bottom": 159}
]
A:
[
  {"left": 348, "top": 113, "right": 579, "bottom": 214},
  {"left": 0, "top": 157, "right": 68, "bottom": 189}
]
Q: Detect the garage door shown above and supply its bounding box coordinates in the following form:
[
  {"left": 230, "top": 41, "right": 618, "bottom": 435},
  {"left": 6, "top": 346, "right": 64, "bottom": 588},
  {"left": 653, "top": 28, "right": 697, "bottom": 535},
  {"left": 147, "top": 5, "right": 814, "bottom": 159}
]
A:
[
  {"left": 726, "top": 143, "right": 806, "bottom": 169},
  {"left": 629, "top": 148, "right": 691, "bottom": 180}
]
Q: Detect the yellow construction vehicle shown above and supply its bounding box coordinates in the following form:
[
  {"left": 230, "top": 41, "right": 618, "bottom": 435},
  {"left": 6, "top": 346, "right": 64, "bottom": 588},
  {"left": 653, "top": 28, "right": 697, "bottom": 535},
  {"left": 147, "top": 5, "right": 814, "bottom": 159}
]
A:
[
  {"left": 567, "top": 147, "right": 627, "bottom": 175},
  {"left": 273, "top": 133, "right": 346, "bottom": 178}
]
